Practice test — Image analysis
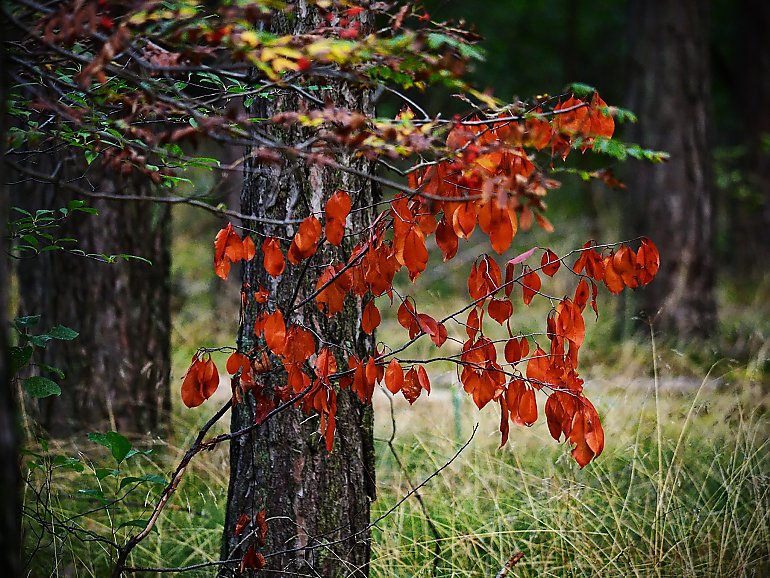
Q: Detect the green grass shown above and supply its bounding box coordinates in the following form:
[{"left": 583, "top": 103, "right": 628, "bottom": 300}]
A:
[
  {"left": 21, "top": 361, "right": 770, "bottom": 577},
  {"left": 370, "top": 379, "right": 770, "bottom": 578}
]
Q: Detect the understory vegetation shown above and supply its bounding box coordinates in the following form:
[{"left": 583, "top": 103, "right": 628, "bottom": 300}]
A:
[{"left": 20, "top": 204, "right": 769, "bottom": 577}]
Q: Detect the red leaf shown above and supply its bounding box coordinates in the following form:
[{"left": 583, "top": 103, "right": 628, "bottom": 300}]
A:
[
  {"left": 526, "top": 346, "right": 549, "bottom": 390},
  {"left": 240, "top": 545, "right": 266, "bottom": 573},
  {"left": 325, "top": 190, "right": 351, "bottom": 246},
  {"left": 226, "top": 352, "right": 251, "bottom": 375},
  {"left": 488, "top": 298, "right": 513, "bottom": 325},
  {"left": 540, "top": 249, "right": 560, "bottom": 276},
  {"left": 452, "top": 201, "right": 477, "bottom": 239},
  {"left": 262, "top": 237, "right": 285, "bottom": 277},
  {"left": 326, "top": 190, "right": 352, "bottom": 220},
  {"left": 385, "top": 359, "right": 404, "bottom": 394},
  {"left": 254, "top": 285, "right": 269, "bottom": 303},
  {"left": 574, "top": 279, "right": 589, "bottom": 311},
  {"left": 521, "top": 267, "right": 541, "bottom": 305},
  {"left": 435, "top": 217, "right": 459, "bottom": 261},
  {"left": 255, "top": 510, "right": 268, "bottom": 546},
  {"left": 242, "top": 236, "right": 256, "bottom": 261},
  {"left": 180, "top": 353, "right": 219, "bottom": 408},
  {"left": 588, "top": 93, "right": 615, "bottom": 139},
  {"left": 234, "top": 513, "right": 250, "bottom": 537},
  {"left": 287, "top": 216, "right": 322, "bottom": 264},
  {"left": 416, "top": 365, "right": 431, "bottom": 394},
  {"left": 506, "top": 378, "right": 537, "bottom": 426},
  {"left": 263, "top": 310, "right": 287, "bottom": 355},
  {"left": 361, "top": 299, "right": 381, "bottom": 335},
  {"left": 603, "top": 252, "right": 625, "bottom": 294},
  {"left": 504, "top": 337, "right": 521, "bottom": 364},
  {"left": 499, "top": 396, "right": 510, "bottom": 447},
  {"left": 402, "top": 367, "right": 422, "bottom": 404},
  {"left": 402, "top": 227, "right": 429, "bottom": 281},
  {"left": 213, "top": 223, "right": 238, "bottom": 280}
]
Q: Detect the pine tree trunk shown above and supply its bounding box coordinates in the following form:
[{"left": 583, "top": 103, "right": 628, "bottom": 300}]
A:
[
  {"left": 220, "top": 9, "right": 377, "bottom": 577},
  {"left": 729, "top": 0, "right": 770, "bottom": 273},
  {"left": 15, "top": 175, "right": 171, "bottom": 437},
  {"left": 624, "top": 0, "right": 716, "bottom": 339},
  {"left": 0, "top": 33, "right": 21, "bottom": 576}
]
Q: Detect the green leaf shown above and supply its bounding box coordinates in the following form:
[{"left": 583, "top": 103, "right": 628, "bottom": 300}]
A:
[
  {"left": 52, "top": 455, "right": 84, "bottom": 472},
  {"left": 124, "top": 448, "right": 153, "bottom": 461},
  {"left": 567, "top": 82, "right": 596, "bottom": 98},
  {"left": 15, "top": 315, "right": 41, "bottom": 328},
  {"left": 95, "top": 468, "right": 120, "bottom": 480},
  {"left": 78, "top": 488, "right": 108, "bottom": 503},
  {"left": 119, "top": 474, "right": 166, "bottom": 490},
  {"left": 23, "top": 376, "right": 61, "bottom": 398},
  {"left": 30, "top": 334, "right": 54, "bottom": 348},
  {"left": 9, "top": 345, "right": 33, "bottom": 376},
  {"left": 88, "top": 431, "right": 133, "bottom": 464},
  {"left": 38, "top": 363, "right": 65, "bottom": 379},
  {"left": 47, "top": 325, "right": 79, "bottom": 340}
]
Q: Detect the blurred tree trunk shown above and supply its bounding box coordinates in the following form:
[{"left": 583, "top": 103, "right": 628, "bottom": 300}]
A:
[
  {"left": 624, "top": 0, "right": 717, "bottom": 339},
  {"left": 15, "top": 173, "right": 171, "bottom": 437},
  {"left": 220, "top": 10, "right": 376, "bottom": 578},
  {"left": 729, "top": 0, "right": 770, "bottom": 272},
  {"left": 0, "top": 34, "right": 21, "bottom": 578}
]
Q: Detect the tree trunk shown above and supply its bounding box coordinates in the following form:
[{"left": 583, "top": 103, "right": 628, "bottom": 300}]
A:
[
  {"left": 624, "top": 0, "right": 717, "bottom": 339},
  {"left": 15, "top": 176, "right": 171, "bottom": 437},
  {"left": 728, "top": 0, "right": 770, "bottom": 273},
  {"left": 220, "top": 10, "right": 377, "bottom": 578},
  {"left": 0, "top": 33, "right": 22, "bottom": 577}
]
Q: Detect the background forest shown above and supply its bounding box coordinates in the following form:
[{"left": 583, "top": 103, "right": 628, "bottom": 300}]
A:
[{"left": 2, "top": 0, "right": 769, "bottom": 577}]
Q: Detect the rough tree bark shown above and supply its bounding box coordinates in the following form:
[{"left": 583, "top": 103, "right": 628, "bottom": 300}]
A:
[
  {"left": 1, "top": 33, "right": 21, "bottom": 577},
  {"left": 624, "top": 0, "right": 717, "bottom": 339},
  {"left": 220, "top": 9, "right": 377, "bottom": 578},
  {"left": 729, "top": 0, "right": 770, "bottom": 272},
  {"left": 15, "top": 176, "right": 171, "bottom": 437}
]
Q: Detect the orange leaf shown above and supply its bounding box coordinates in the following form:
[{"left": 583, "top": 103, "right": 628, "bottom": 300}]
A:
[
  {"left": 488, "top": 298, "right": 513, "bottom": 325},
  {"left": 181, "top": 353, "right": 219, "bottom": 408},
  {"left": 385, "top": 359, "right": 404, "bottom": 394},
  {"left": 603, "top": 253, "right": 625, "bottom": 294},
  {"left": 326, "top": 190, "right": 352, "bottom": 220},
  {"left": 226, "top": 351, "right": 251, "bottom": 375},
  {"left": 402, "top": 227, "right": 428, "bottom": 281},
  {"left": 255, "top": 509, "right": 269, "bottom": 546},
  {"left": 234, "top": 513, "right": 250, "bottom": 537},
  {"left": 452, "top": 201, "right": 477, "bottom": 239},
  {"left": 402, "top": 367, "right": 421, "bottom": 404},
  {"left": 242, "top": 235, "right": 256, "bottom": 261},
  {"left": 574, "top": 279, "right": 589, "bottom": 311},
  {"left": 254, "top": 285, "right": 269, "bottom": 303},
  {"left": 287, "top": 216, "right": 322, "bottom": 264},
  {"left": 416, "top": 365, "right": 431, "bottom": 394},
  {"left": 262, "top": 237, "right": 285, "bottom": 277},
  {"left": 283, "top": 326, "right": 315, "bottom": 365},
  {"left": 589, "top": 94, "right": 615, "bottom": 139},
  {"left": 361, "top": 299, "right": 381, "bottom": 335},
  {"left": 325, "top": 219, "right": 346, "bottom": 247},
  {"left": 506, "top": 378, "right": 537, "bottom": 426},
  {"left": 263, "top": 310, "right": 287, "bottom": 355},
  {"left": 240, "top": 545, "right": 266, "bottom": 573},
  {"left": 213, "top": 224, "right": 237, "bottom": 280},
  {"left": 541, "top": 249, "right": 560, "bottom": 276},
  {"left": 526, "top": 346, "right": 549, "bottom": 390},
  {"left": 504, "top": 337, "right": 522, "bottom": 364},
  {"left": 435, "top": 217, "right": 458, "bottom": 261},
  {"left": 521, "top": 267, "right": 541, "bottom": 305}
]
